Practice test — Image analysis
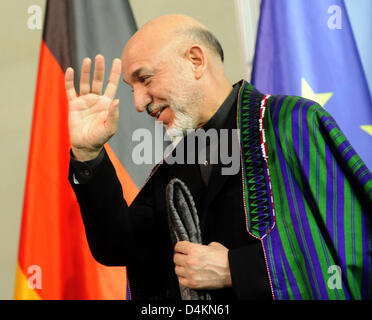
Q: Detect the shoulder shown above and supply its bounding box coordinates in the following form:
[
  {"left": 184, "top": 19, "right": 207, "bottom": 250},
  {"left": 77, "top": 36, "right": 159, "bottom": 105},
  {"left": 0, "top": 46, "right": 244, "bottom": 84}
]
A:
[
  {"left": 238, "top": 81, "right": 327, "bottom": 124},
  {"left": 264, "top": 94, "right": 331, "bottom": 130},
  {"left": 238, "top": 81, "right": 335, "bottom": 137},
  {"left": 266, "top": 94, "right": 323, "bottom": 117}
]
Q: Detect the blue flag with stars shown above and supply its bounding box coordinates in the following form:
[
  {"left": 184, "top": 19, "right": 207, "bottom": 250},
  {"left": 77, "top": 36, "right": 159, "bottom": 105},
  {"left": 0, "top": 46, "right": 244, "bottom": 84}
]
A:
[{"left": 251, "top": 0, "right": 372, "bottom": 170}]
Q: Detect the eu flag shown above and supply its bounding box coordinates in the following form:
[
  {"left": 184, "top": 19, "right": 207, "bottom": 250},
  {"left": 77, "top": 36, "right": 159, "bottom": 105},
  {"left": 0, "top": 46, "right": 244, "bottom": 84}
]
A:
[{"left": 252, "top": 0, "right": 372, "bottom": 170}]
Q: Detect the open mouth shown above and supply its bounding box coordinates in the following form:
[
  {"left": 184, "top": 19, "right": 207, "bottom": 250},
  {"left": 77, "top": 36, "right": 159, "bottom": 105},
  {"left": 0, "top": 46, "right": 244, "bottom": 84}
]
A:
[{"left": 154, "top": 106, "right": 167, "bottom": 119}]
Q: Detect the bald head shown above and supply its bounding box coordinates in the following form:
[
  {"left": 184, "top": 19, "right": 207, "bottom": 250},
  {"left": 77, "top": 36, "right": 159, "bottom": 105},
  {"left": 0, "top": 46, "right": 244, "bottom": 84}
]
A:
[
  {"left": 123, "top": 15, "right": 223, "bottom": 68},
  {"left": 121, "top": 14, "right": 232, "bottom": 132},
  {"left": 143, "top": 14, "right": 223, "bottom": 61}
]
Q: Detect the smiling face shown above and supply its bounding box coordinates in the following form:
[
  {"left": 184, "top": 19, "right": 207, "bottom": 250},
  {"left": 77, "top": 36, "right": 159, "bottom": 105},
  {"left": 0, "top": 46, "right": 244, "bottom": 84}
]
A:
[
  {"left": 121, "top": 16, "right": 206, "bottom": 136},
  {"left": 157, "top": 61, "right": 204, "bottom": 137}
]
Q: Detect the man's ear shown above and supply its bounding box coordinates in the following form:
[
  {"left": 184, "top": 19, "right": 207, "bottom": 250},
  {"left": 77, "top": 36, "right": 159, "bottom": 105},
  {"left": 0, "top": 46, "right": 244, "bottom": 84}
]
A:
[{"left": 185, "top": 45, "right": 207, "bottom": 79}]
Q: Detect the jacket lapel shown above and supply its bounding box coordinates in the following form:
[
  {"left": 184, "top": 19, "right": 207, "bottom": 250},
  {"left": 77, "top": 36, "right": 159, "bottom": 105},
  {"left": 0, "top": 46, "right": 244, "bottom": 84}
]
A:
[{"left": 200, "top": 88, "right": 241, "bottom": 225}]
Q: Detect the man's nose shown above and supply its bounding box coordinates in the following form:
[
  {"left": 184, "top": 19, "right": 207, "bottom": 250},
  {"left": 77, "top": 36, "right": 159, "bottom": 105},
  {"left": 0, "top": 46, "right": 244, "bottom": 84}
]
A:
[{"left": 133, "top": 87, "right": 152, "bottom": 113}]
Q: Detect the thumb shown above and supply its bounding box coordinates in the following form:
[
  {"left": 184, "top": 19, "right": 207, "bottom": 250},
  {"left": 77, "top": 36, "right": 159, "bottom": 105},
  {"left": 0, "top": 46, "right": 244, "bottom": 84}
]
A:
[{"left": 208, "top": 242, "right": 227, "bottom": 249}]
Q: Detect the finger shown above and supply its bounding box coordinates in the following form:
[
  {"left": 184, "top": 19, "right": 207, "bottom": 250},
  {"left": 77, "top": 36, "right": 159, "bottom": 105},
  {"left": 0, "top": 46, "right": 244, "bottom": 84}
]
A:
[
  {"left": 178, "top": 276, "right": 188, "bottom": 287},
  {"left": 178, "top": 276, "right": 194, "bottom": 289},
  {"left": 79, "top": 57, "right": 92, "bottom": 95},
  {"left": 104, "top": 58, "right": 122, "bottom": 99},
  {"left": 173, "top": 252, "right": 187, "bottom": 266},
  {"left": 174, "top": 241, "right": 192, "bottom": 254},
  {"left": 175, "top": 265, "right": 186, "bottom": 277},
  {"left": 92, "top": 54, "right": 105, "bottom": 95},
  {"left": 105, "top": 99, "right": 120, "bottom": 136},
  {"left": 65, "top": 67, "right": 77, "bottom": 102}
]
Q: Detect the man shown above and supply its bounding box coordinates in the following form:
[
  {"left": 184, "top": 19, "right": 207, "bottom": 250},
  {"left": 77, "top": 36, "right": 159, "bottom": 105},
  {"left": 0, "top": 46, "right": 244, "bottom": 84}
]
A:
[{"left": 65, "top": 15, "right": 372, "bottom": 300}]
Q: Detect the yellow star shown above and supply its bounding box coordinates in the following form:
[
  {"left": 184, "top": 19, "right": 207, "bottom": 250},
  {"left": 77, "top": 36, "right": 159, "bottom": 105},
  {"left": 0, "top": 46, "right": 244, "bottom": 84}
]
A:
[
  {"left": 360, "top": 125, "right": 372, "bottom": 136},
  {"left": 301, "top": 78, "right": 333, "bottom": 108}
]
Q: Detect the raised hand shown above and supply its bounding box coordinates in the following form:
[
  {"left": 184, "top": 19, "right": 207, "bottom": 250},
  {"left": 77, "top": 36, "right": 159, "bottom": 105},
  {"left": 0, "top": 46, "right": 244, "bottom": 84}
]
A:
[{"left": 65, "top": 54, "right": 121, "bottom": 161}]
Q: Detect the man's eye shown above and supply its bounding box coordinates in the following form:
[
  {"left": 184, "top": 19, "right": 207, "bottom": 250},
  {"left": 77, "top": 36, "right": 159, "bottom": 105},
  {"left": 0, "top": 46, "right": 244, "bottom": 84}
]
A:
[{"left": 140, "top": 76, "right": 152, "bottom": 85}]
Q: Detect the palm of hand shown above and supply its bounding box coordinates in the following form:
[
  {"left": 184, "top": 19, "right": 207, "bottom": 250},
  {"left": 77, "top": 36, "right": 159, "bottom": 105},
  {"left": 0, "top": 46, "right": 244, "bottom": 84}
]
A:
[
  {"left": 65, "top": 55, "right": 121, "bottom": 159},
  {"left": 68, "top": 93, "right": 114, "bottom": 150}
]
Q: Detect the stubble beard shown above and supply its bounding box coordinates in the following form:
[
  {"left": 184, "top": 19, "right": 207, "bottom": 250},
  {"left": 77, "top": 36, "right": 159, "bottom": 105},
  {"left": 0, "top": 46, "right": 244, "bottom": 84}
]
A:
[{"left": 164, "top": 80, "right": 204, "bottom": 138}]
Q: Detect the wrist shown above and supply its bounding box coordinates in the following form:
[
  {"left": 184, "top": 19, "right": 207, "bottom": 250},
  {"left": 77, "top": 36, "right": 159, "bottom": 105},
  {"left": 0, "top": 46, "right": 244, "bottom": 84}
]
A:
[
  {"left": 224, "top": 271, "right": 232, "bottom": 287},
  {"left": 71, "top": 146, "right": 103, "bottom": 162},
  {"left": 222, "top": 253, "right": 232, "bottom": 287}
]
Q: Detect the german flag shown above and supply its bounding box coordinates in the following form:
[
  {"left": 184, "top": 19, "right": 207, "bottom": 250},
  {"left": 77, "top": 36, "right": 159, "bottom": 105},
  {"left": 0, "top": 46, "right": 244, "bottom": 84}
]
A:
[{"left": 14, "top": 0, "right": 150, "bottom": 300}]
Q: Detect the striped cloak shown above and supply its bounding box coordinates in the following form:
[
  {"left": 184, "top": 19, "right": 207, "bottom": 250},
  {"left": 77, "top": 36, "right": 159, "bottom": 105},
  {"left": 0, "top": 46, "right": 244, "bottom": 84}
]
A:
[{"left": 238, "top": 80, "right": 372, "bottom": 299}]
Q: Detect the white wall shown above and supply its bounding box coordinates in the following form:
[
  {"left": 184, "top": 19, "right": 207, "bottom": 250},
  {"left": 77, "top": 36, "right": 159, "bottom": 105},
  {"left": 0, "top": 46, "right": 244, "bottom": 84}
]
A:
[{"left": 0, "top": 0, "right": 45, "bottom": 300}]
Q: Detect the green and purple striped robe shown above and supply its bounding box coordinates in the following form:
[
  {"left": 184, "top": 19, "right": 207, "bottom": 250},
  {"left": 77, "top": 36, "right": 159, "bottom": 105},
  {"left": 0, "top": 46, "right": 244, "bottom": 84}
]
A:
[{"left": 237, "top": 81, "right": 372, "bottom": 299}]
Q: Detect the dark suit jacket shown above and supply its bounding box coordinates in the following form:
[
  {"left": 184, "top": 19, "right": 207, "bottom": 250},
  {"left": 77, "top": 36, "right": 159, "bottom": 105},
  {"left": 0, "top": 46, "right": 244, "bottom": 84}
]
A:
[{"left": 69, "top": 83, "right": 272, "bottom": 300}]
